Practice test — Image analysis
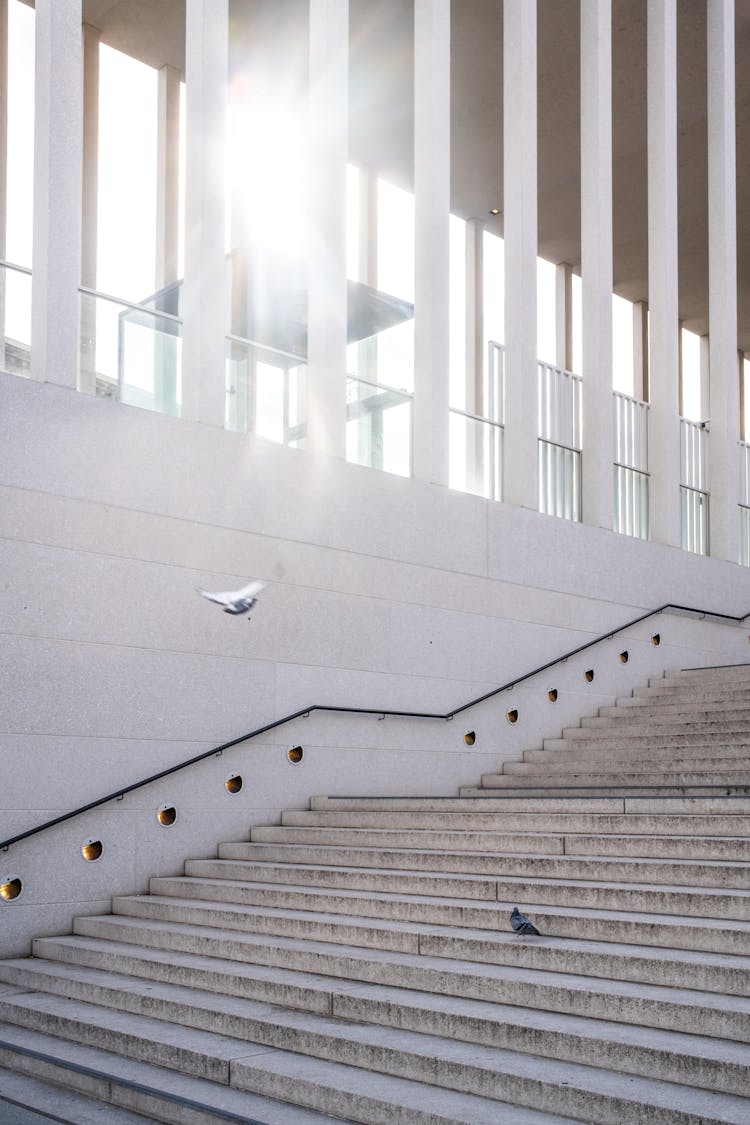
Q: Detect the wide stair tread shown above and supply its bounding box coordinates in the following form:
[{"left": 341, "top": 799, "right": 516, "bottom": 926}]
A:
[
  {"left": 0, "top": 977, "right": 748, "bottom": 1123},
  {"left": 115, "top": 890, "right": 750, "bottom": 956},
  {"left": 10, "top": 919, "right": 750, "bottom": 1039},
  {"left": 0, "top": 1021, "right": 366, "bottom": 1125},
  {"left": 203, "top": 842, "right": 750, "bottom": 890}
]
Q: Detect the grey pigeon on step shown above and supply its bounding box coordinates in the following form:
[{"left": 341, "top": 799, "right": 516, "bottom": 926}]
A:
[
  {"left": 198, "top": 579, "right": 266, "bottom": 617},
  {"left": 510, "top": 907, "right": 541, "bottom": 936}
]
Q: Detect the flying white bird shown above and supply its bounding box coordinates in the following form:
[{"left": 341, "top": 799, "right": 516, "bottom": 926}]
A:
[{"left": 197, "top": 579, "right": 266, "bottom": 617}]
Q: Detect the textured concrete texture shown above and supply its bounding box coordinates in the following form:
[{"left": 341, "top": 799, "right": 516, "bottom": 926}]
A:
[{"left": 1, "top": 664, "right": 750, "bottom": 1122}]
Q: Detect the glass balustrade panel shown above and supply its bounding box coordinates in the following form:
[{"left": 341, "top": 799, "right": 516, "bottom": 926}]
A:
[
  {"left": 449, "top": 410, "right": 503, "bottom": 501},
  {"left": 346, "top": 376, "right": 412, "bottom": 476},
  {"left": 0, "top": 264, "right": 32, "bottom": 378},
  {"left": 80, "top": 290, "right": 182, "bottom": 414},
  {"left": 226, "top": 336, "right": 307, "bottom": 447}
]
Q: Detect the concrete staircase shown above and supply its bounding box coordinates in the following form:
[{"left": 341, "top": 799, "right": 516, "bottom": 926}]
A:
[{"left": 2, "top": 664, "right": 750, "bottom": 1123}]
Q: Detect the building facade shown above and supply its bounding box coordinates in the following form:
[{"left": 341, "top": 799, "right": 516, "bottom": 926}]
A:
[{"left": 2, "top": 0, "right": 750, "bottom": 953}]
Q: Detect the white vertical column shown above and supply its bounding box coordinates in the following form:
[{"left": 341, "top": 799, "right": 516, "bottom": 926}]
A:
[
  {"left": 307, "top": 0, "right": 348, "bottom": 459},
  {"left": 503, "top": 0, "right": 538, "bottom": 508},
  {"left": 357, "top": 166, "right": 378, "bottom": 381},
  {"left": 699, "top": 333, "right": 711, "bottom": 420},
  {"left": 647, "top": 0, "right": 681, "bottom": 546},
  {"left": 79, "top": 23, "right": 99, "bottom": 395},
  {"left": 157, "top": 65, "right": 181, "bottom": 290},
  {"left": 465, "top": 219, "right": 484, "bottom": 415},
  {"left": 707, "top": 0, "right": 739, "bottom": 560},
  {"left": 182, "top": 0, "right": 228, "bottom": 426},
  {"left": 31, "top": 0, "right": 82, "bottom": 388},
  {"left": 633, "top": 301, "right": 649, "bottom": 402},
  {"left": 580, "top": 0, "right": 613, "bottom": 530},
  {"left": 0, "top": 0, "right": 9, "bottom": 373},
  {"left": 81, "top": 25, "right": 99, "bottom": 291},
  {"left": 555, "top": 263, "right": 573, "bottom": 372},
  {"left": 413, "top": 0, "right": 450, "bottom": 485}
]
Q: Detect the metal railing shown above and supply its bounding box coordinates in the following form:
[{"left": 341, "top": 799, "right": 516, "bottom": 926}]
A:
[{"left": 3, "top": 600, "right": 749, "bottom": 854}]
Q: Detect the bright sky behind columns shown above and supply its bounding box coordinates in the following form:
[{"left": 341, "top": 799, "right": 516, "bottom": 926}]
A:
[{"left": 4, "top": 0, "right": 712, "bottom": 424}]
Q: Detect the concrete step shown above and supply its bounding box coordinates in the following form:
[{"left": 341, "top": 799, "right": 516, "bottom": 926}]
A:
[
  {"left": 460, "top": 785, "right": 750, "bottom": 799},
  {"left": 281, "top": 808, "right": 750, "bottom": 839},
  {"left": 122, "top": 887, "right": 750, "bottom": 956},
  {"left": 547, "top": 731, "right": 750, "bottom": 750},
  {"left": 634, "top": 679, "right": 750, "bottom": 697},
  {"left": 596, "top": 702, "right": 750, "bottom": 722},
  {"left": 620, "top": 697, "right": 750, "bottom": 717},
  {"left": 505, "top": 754, "right": 750, "bottom": 779},
  {"left": 2, "top": 989, "right": 700, "bottom": 1125},
  {"left": 155, "top": 863, "right": 750, "bottom": 922},
  {"left": 211, "top": 842, "right": 750, "bottom": 890},
  {"left": 36, "top": 917, "right": 750, "bottom": 1040},
  {"left": 2, "top": 958, "right": 750, "bottom": 1113},
  {"left": 0, "top": 1026, "right": 339, "bottom": 1124},
  {"left": 1, "top": 1008, "right": 565, "bottom": 1125},
  {"left": 575, "top": 716, "right": 750, "bottom": 735},
  {"left": 29, "top": 904, "right": 750, "bottom": 1003},
  {"left": 308, "top": 794, "right": 750, "bottom": 814},
  {"left": 658, "top": 665, "right": 750, "bottom": 685},
  {"left": 0, "top": 1066, "right": 153, "bottom": 1125},
  {"left": 250, "top": 824, "right": 750, "bottom": 862},
  {"left": 527, "top": 740, "right": 750, "bottom": 763},
  {"left": 480, "top": 769, "right": 750, "bottom": 791}
]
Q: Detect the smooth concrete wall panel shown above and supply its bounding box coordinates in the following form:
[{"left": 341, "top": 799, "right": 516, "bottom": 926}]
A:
[
  {"left": 0, "top": 376, "right": 489, "bottom": 575},
  {"left": 487, "top": 498, "right": 750, "bottom": 616},
  {"left": 0, "top": 634, "right": 277, "bottom": 741}
]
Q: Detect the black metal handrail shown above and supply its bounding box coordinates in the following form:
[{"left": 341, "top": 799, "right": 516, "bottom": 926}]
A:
[{"left": 2, "top": 601, "right": 748, "bottom": 853}]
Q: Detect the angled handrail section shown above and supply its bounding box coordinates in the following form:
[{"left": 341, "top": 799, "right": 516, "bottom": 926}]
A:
[{"left": 2, "top": 601, "right": 748, "bottom": 853}]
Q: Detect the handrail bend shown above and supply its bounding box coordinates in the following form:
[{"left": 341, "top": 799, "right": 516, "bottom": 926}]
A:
[{"left": 2, "top": 601, "right": 748, "bottom": 853}]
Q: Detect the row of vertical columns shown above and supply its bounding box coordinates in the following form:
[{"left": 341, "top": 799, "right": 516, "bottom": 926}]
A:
[{"left": 647, "top": 0, "right": 681, "bottom": 547}]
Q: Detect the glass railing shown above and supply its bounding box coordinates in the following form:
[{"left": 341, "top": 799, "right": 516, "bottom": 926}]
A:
[
  {"left": 79, "top": 286, "right": 182, "bottom": 414},
  {"left": 681, "top": 485, "right": 709, "bottom": 555},
  {"left": 449, "top": 408, "right": 503, "bottom": 501},
  {"left": 539, "top": 438, "right": 581, "bottom": 521},
  {"left": 0, "top": 259, "right": 32, "bottom": 378},
  {"left": 346, "top": 375, "right": 412, "bottom": 476},
  {"left": 226, "top": 334, "right": 307, "bottom": 447},
  {"left": 614, "top": 464, "right": 649, "bottom": 539}
]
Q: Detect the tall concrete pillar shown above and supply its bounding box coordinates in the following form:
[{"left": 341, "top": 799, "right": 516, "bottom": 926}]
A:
[
  {"left": 633, "top": 301, "right": 649, "bottom": 403},
  {"left": 707, "top": 0, "right": 739, "bottom": 560},
  {"left": 182, "top": 0, "right": 228, "bottom": 426},
  {"left": 647, "top": 0, "right": 681, "bottom": 546},
  {"left": 413, "top": 0, "right": 450, "bottom": 485},
  {"left": 0, "top": 0, "right": 9, "bottom": 373},
  {"left": 503, "top": 0, "right": 538, "bottom": 509},
  {"left": 466, "top": 219, "right": 484, "bottom": 415},
  {"left": 157, "top": 65, "right": 181, "bottom": 291},
  {"left": 357, "top": 166, "right": 378, "bottom": 381},
  {"left": 79, "top": 23, "right": 99, "bottom": 395},
  {"left": 555, "top": 263, "right": 573, "bottom": 374},
  {"left": 306, "top": 0, "right": 348, "bottom": 459},
  {"left": 31, "top": 0, "right": 82, "bottom": 388},
  {"left": 580, "top": 0, "right": 614, "bottom": 530}
]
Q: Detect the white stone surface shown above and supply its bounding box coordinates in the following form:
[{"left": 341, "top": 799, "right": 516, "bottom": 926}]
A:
[{"left": 3, "top": 372, "right": 750, "bottom": 952}]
